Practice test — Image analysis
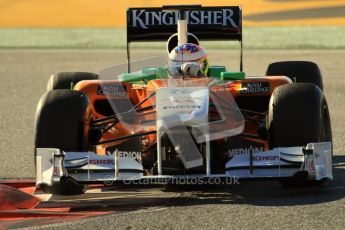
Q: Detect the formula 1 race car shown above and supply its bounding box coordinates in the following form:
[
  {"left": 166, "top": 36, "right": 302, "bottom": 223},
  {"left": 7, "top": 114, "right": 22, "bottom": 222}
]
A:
[{"left": 34, "top": 5, "right": 332, "bottom": 195}]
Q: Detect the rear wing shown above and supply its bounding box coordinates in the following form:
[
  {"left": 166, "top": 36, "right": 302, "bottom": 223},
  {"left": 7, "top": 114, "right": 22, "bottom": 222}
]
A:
[
  {"left": 126, "top": 6, "right": 243, "bottom": 71},
  {"left": 127, "top": 6, "right": 242, "bottom": 42}
]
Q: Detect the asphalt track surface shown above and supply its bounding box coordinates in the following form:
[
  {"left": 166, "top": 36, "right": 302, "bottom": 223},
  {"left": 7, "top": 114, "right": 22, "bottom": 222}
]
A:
[{"left": 0, "top": 49, "right": 345, "bottom": 229}]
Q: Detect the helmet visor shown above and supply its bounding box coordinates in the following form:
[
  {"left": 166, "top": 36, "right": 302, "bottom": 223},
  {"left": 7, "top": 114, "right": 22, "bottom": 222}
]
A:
[{"left": 168, "top": 59, "right": 208, "bottom": 78}]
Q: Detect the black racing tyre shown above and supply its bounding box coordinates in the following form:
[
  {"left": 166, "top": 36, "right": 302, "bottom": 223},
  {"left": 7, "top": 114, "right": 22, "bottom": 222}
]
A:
[
  {"left": 35, "top": 89, "right": 89, "bottom": 195},
  {"left": 47, "top": 72, "right": 98, "bottom": 91},
  {"left": 267, "top": 83, "right": 332, "bottom": 187},
  {"left": 266, "top": 61, "right": 323, "bottom": 90},
  {"left": 40, "top": 178, "right": 87, "bottom": 195},
  {"left": 35, "top": 89, "right": 89, "bottom": 151}
]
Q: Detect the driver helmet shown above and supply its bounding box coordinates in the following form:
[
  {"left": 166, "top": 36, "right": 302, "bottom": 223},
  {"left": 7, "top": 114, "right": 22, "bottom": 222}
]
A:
[{"left": 168, "top": 43, "right": 209, "bottom": 78}]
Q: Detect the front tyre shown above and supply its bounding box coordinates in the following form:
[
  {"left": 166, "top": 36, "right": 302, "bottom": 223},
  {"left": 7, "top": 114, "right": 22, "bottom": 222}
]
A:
[
  {"left": 40, "top": 178, "right": 87, "bottom": 195},
  {"left": 267, "top": 83, "right": 332, "bottom": 187},
  {"left": 35, "top": 89, "right": 89, "bottom": 195},
  {"left": 47, "top": 72, "right": 98, "bottom": 91}
]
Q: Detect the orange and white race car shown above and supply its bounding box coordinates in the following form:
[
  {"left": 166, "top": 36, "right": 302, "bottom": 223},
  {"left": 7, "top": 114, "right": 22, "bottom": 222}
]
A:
[{"left": 34, "top": 5, "right": 332, "bottom": 195}]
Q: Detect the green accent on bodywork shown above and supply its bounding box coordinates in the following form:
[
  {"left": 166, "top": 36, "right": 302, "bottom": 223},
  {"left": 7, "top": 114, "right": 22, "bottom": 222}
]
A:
[
  {"left": 221, "top": 72, "right": 245, "bottom": 80},
  {"left": 118, "top": 67, "right": 168, "bottom": 83},
  {"left": 208, "top": 66, "right": 245, "bottom": 81},
  {"left": 208, "top": 66, "right": 226, "bottom": 78}
]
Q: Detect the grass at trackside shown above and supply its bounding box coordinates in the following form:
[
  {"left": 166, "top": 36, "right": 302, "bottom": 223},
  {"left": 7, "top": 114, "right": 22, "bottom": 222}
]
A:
[{"left": 0, "top": 27, "right": 344, "bottom": 49}]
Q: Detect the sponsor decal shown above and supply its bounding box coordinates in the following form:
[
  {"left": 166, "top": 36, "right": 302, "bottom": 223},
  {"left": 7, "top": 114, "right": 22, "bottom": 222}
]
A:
[
  {"left": 90, "top": 150, "right": 142, "bottom": 165},
  {"left": 107, "top": 150, "right": 142, "bottom": 160},
  {"left": 130, "top": 9, "right": 238, "bottom": 29},
  {"left": 97, "top": 85, "right": 127, "bottom": 97},
  {"left": 89, "top": 159, "right": 114, "bottom": 165},
  {"left": 252, "top": 156, "right": 279, "bottom": 161},
  {"left": 305, "top": 156, "right": 315, "bottom": 174},
  {"left": 309, "top": 162, "right": 315, "bottom": 172},
  {"left": 228, "top": 147, "right": 279, "bottom": 161},
  {"left": 170, "top": 97, "right": 197, "bottom": 105},
  {"left": 163, "top": 105, "right": 201, "bottom": 110},
  {"left": 240, "top": 82, "right": 270, "bottom": 94},
  {"left": 228, "top": 146, "right": 264, "bottom": 157}
]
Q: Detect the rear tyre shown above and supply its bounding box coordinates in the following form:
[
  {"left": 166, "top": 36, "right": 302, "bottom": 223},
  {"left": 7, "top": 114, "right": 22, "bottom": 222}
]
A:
[
  {"left": 35, "top": 89, "right": 89, "bottom": 195},
  {"left": 47, "top": 72, "right": 98, "bottom": 91},
  {"left": 267, "top": 83, "right": 332, "bottom": 187},
  {"left": 266, "top": 61, "right": 323, "bottom": 90}
]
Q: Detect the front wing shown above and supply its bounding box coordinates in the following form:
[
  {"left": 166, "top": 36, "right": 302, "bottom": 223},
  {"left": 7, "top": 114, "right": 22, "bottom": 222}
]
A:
[{"left": 36, "top": 142, "right": 332, "bottom": 186}]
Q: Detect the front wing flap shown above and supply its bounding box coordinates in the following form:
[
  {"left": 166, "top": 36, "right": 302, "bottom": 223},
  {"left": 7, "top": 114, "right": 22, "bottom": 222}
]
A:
[{"left": 225, "top": 142, "right": 332, "bottom": 180}]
